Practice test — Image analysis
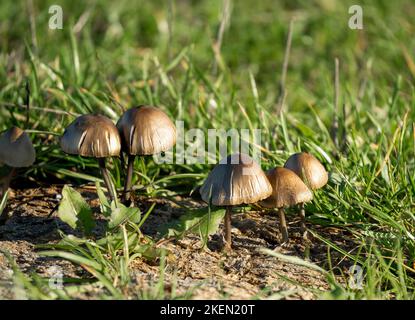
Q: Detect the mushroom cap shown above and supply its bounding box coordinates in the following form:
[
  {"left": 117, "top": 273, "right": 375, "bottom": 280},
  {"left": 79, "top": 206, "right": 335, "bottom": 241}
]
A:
[
  {"left": 60, "top": 114, "right": 121, "bottom": 158},
  {"left": 116, "top": 106, "right": 176, "bottom": 155},
  {"left": 0, "top": 127, "right": 36, "bottom": 167},
  {"left": 284, "top": 152, "right": 328, "bottom": 190},
  {"left": 260, "top": 167, "right": 313, "bottom": 209},
  {"left": 200, "top": 153, "right": 272, "bottom": 206}
]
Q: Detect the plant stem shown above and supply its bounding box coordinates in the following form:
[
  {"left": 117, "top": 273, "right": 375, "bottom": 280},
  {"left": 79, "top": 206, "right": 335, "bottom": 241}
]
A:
[
  {"left": 224, "top": 207, "right": 232, "bottom": 251},
  {"left": 98, "top": 158, "right": 116, "bottom": 202},
  {"left": 278, "top": 207, "right": 289, "bottom": 243},
  {"left": 299, "top": 202, "right": 309, "bottom": 240},
  {"left": 123, "top": 154, "right": 135, "bottom": 203}
]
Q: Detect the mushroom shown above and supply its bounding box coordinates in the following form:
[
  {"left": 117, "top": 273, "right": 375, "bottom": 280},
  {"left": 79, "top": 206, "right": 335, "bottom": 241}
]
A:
[
  {"left": 200, "top": 153, "right": 272, "bottom": 250},
  {"left": 0, "top": 127, "right": 36, "bottom": 222},
  {"left": 284, "top": 152, "right": 328, "bottom": 235},
  {"left": 60, "top": 114, "right": 121, "bottom": 201},
  {"left": 116, "top": 105, "right": 176, "bottom": 203},
  {"left": 260, "top": 167, "right": 313, "bottom": 243}
]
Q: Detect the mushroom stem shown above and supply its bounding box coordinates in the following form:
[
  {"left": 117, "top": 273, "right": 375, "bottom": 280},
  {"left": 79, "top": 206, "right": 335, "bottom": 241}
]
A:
[
  {"left": 98, "top": 158, "right": 116, "bottom": 202},
  {"left": 122, "top": 154, "right": 135, "bottom": 203},
  {"left": 278, "top": 207, "right": 289, "bottom": 243},
  {"left": 299, "top": 202, "right": 310, "bottom": 241},
  {"left": 224, "top": 207, "right": 232, "bottom": 251}
]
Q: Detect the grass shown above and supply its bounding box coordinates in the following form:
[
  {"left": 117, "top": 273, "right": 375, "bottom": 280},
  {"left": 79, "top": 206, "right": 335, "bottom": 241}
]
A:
[{"left": 0, "top": 0, "right": 415, "bottom": 299}]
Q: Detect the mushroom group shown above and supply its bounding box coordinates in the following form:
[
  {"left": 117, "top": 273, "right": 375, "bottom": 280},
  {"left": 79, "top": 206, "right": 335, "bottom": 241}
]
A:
[
  {"left": 198, "top": 151, "right": 328, "bottom": 249},
  {"left": 260, "top": 167, "right": 313, "bottom": 243},
  {"left": 60, "top": 106, "right": 176, "bottom": 205},
  {"left": 284, "top": 152, "right": 328, "bottom": 237},
  {"left": 0, "top": 97, "right": 328, "bottom": 252},
  {"left": 259, "top": 152, "right": 328, "bottom": 242}
]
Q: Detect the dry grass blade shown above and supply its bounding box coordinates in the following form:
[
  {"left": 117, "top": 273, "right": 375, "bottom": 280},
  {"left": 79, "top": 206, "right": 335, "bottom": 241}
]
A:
[{"left": 276, "top": 18, "right": 294, "bottom": 114}]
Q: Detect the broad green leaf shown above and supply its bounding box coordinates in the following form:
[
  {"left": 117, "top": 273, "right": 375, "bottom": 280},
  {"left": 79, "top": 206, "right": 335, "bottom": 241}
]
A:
[
  {"left": 58, "top": 185, "right": 95, "bottom": 234},
  {"left": 109, "top": 204, "right": 141, "bottom": 229},
  {"left": 132, "top": 243, "right": 164, "bottom": 262},
  {"left": 162, "top": 207, "right": 226, "bottom": 242}
]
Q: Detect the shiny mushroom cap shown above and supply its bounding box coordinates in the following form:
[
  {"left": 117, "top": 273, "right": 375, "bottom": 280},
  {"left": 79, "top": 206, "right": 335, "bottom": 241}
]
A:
[
  {"left": 260, "top": 167, "right": 313, "bottom": 209},
  {"left": 116, "top": 105, "right": 176, "bottom": 155},
  {"left": 0, "top": 127, "right": 36, "bottom": 167},
  {"left": 60, "top": 114, "right": 121, "bottom": 158},
  {"left": 284, "top": 152, "right": 328, "bottom": 190},
  {"left": 200, "top": 153, "right": 272, "bottom": 206}
]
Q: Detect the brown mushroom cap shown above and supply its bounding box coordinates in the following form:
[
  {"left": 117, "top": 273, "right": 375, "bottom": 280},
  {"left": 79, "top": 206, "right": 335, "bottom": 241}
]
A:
[
  {"left": 200, "top": 153, "right": 272, "bottom": 206},
  {"left": 0, "top": 127, "right": 36, "bottom": 167},
  {"left": 260, "top": 167, "right": 313, "bottom": 209},
  {"left": 284, "top": 152, "right": 328, "bottom": 190},
  {"left": 60, "top": 114, "right": 121, "bottom": 158},
  {"left": 116, "top": 106, "right": 176, "bottom": 155}
]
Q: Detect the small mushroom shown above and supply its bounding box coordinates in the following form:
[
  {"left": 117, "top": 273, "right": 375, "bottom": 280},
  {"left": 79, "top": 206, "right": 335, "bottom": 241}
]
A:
[
  {"left": 116, "top": 105, "right": 176, "bottom": 203},
  {"left": 0, "top": 127, "right": 36, "bottom": 222},
  {"left": 60, "top": 114, "right": 121, "bottom": 201},
  {"left": 284, "top": 152, "right": 328, "bottom": 236},
  {"left": 200, "top": 153, "right": 272, "bottom": 250},
  {"left": 260, "top": 167, "right": 313, "bottom": 243}
]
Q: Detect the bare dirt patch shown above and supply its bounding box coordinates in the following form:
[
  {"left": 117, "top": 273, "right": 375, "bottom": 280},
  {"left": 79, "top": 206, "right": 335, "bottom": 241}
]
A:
[{"left": 0, "top": 186, "right": 354, "bottom": 299}]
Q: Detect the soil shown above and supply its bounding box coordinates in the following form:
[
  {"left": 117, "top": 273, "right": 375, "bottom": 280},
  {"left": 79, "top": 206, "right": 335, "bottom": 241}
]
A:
[{"left": 0, "top": 185, "right": 354, "bottom": 300}]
